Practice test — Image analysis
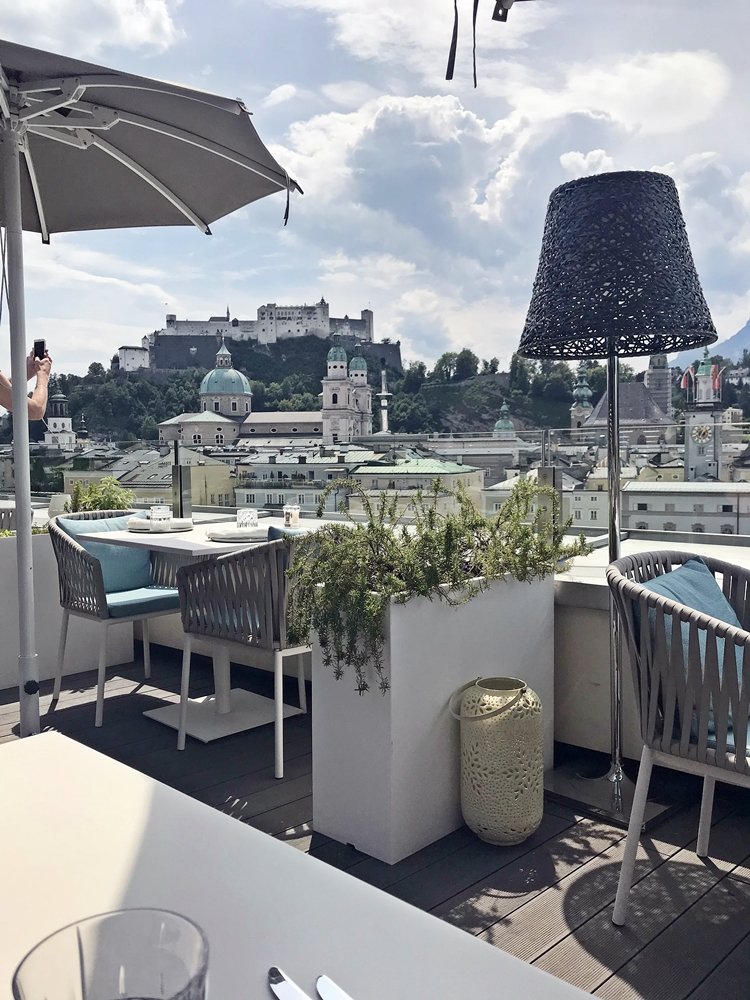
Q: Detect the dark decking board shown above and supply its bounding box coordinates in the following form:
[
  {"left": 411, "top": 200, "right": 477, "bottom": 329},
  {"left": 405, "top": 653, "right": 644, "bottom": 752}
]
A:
[{"left": 4, "top": 645, "right": 750, "bottom": 1000}]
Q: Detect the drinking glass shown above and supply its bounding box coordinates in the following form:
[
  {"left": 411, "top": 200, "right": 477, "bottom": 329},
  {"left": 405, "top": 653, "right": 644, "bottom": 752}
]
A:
[
  {"left": 237, "top": 508, "right": 258, "bottom": 530},
  {"left": 150, "top": 504, "right": 171, "bottom": 532},
  {"left": 12, "top": 908, "right": 208, "bottom": 1000}
]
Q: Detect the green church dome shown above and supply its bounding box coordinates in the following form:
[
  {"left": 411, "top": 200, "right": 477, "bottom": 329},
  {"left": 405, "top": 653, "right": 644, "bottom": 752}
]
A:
[
  {"left": 327, "top": 346, "right": 348, "bottom": 363},
  {"left": 200, "top": 368, "right": 252, "bottom": 395},
  {"left": 349, "top": 355, "right": 367, "bottom": 371}
]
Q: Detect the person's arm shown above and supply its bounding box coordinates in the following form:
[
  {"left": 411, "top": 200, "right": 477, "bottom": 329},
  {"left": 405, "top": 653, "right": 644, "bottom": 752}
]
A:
[{"left": 0, "top": 353, "right": 52, "bottom": 420}]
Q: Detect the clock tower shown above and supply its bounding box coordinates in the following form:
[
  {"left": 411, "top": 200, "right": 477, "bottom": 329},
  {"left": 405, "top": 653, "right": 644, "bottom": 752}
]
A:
[{"left": 683, "top": 349, "right": 723, "bottom": 481}]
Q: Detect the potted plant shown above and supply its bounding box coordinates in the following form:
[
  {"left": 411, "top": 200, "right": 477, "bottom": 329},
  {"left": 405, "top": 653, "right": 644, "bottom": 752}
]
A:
[{"left": 288, "top": 477, "right": 587, "bottom": 864}]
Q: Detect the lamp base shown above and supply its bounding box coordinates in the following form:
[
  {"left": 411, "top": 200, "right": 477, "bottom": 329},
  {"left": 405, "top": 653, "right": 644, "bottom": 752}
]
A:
[{"left": 545, "top": 764, "right": 674, "bottom": 831}]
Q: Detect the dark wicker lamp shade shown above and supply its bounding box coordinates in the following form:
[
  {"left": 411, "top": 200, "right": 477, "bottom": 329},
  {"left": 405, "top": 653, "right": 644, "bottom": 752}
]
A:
[{"left": 518, "top": 171, "right": 717, "bottom": 360}]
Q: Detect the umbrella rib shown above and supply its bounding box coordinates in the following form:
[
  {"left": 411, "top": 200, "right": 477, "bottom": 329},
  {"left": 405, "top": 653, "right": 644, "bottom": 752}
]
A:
[
  {"left": 19, "top": 139, "right": 50, "bottom": 243},
  {"left": 115, "top": 109, "right": 295, "bottom": 192},
  {"left": 82, "top": 130, "right": 211, "bottom": 233}
]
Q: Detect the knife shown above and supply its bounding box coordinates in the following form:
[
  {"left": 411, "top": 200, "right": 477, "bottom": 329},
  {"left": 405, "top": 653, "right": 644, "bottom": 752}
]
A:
[
  {"left": 268, "top": 966, "right": 312, "bottom": 999},
  {"left": 316, "top": 974, "right": 355, "bottom": 1000}
]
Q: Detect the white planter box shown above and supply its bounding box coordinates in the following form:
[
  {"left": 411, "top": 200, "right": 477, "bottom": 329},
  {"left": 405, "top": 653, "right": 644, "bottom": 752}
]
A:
[
  {"left": 312, "top": 575, "right": 554, "bottom": 865},
  {"left": 0, "top": 535, "right": 133, "bottom": 693}
]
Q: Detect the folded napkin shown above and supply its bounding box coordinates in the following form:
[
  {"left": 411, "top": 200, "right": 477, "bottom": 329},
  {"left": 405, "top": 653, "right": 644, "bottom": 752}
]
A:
[{"left": 205, "top": 525, "right": 269, "bottom": 542}]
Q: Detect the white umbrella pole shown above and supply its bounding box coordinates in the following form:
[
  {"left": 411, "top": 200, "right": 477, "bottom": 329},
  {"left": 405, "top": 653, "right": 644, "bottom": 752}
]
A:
[{"left": 1, "top": 129, "right": 40, "bottom": 736}]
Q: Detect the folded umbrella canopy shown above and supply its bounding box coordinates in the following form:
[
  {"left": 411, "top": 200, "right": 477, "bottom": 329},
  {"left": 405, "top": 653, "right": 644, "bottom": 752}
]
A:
[{"left": 0, "top": 38, "right": 301, "bottom": 735}]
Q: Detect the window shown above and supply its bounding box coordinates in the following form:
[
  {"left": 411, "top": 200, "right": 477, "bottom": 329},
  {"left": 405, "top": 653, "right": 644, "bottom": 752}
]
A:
[
  {"left": 721, "top": 524, "right": 734, "bottom": 534},
  {"left": 332, "top": 392, "right": 338, "bottom": 404},
  {"left": 231, "top": 401, "right": 237, "bottom": 412},
  {"left": 635, "top": 522, "right": 648, "bottom": 530},
  {"left": 202, "top": 402, "right": 207, "bottom": 411},
  {"left": 665, "top": 503, "right": 675, "bottom": 513},
  {"left": 298, "top": 494, "right": 305, "bottom": 505},
  {"left": 722, "top": 504, "right": 734, "bottom": 513},
  {"left": 663, "top": 522, "right": 677, "bottom": 531},
  {"left": 215, "top": 434, "right": 224, "bottom": 445},
  {"left": 574, "top": 510, "right": 581, "bottom": 520},
  {"left": 192, "top": 434, "right": 202, "bottom": 445},
  {"left": 693, "top": 504, "right": 704, "bottom": 514},
  {"left": 247, "top": 494, "right": 256, "bottom": 504},
  {"left": 590, "top": 510, "right": 597, "bottom": 521},
  {"left": 636, "top": 503, "right": 648, "bottom": 511},
  {"left": 494, "top": 502, "right": 503, "bottom": 511},
  {"left": 277, "top": 494, "right": 285, "bottom": 505},
  {"left": 266, "top": 493, "right": 273, "bottom": 504},
  {"left": 210, "top": 494, "right": 215, "bottom": 504},
  {"left": 371, "top": 479, "right": 378, "bottom": 488},
  {"left": 213, "top": 400, "right": 220, "bottom": 412}
]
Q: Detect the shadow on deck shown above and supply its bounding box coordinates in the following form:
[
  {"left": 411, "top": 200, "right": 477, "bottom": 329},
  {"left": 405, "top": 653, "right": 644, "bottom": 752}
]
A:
[{"left": 2, "top": 644, "right": 750, "bottom": 999}]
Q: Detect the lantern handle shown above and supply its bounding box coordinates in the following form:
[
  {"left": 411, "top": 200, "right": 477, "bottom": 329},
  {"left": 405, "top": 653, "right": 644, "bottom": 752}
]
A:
[{"left": 448, "top": 677, "right": 527, "bottom": 722}]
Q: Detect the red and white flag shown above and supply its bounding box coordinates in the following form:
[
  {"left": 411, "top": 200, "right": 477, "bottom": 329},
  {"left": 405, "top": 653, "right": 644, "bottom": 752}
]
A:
[
  {"left": 680, "top": 366, "right": 694, "bottom": 390},
  {"left": 712, "top": 365, "right": 725, "bottom": 391}
]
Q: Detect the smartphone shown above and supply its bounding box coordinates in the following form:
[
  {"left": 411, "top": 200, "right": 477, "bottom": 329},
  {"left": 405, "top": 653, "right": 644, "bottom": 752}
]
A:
[{"left": 33, "top": 339, "right": 46, "bottom": 361}]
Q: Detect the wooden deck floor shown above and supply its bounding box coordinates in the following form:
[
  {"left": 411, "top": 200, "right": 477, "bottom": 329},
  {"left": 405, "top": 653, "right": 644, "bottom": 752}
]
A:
[{"left": 3, "top": 646, "right": 750, "bottom": 999}]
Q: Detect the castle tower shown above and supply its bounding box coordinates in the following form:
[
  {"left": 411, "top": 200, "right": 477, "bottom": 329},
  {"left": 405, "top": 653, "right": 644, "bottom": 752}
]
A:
[
  {"left": 321, "top": 346, "right": 372, "bottom": 444},
  {"left": 570, "top": 362, "right": 593, "bottom": 429},
  {"left": 644, "top": 353, "right": 672, "bottom": 419},
  {"left": 199, "top": 339, "right": 252, "bottom": 418},
  {"left": 683, "top": 348, "right": 723, "bottom": 481},
  {"left": 44, "top": 386, "right": 77, "bottom": 449}
]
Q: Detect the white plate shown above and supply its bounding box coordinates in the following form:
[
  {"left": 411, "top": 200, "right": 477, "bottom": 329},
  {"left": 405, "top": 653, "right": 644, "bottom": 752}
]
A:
[{"left": 127, "top": 518, "right": 193, "bottom": 533}]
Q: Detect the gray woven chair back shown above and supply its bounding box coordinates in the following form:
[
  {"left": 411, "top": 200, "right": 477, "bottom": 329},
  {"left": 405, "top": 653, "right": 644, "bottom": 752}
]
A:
[
  {"left": 607, "top": 550, "right": 750, "bottom": 777},
  {"left": 177, "top": 539, "right": 291, "bottom": 652},
  {"left": 48, "top": 509, "right": 134, "bottom": 619}
]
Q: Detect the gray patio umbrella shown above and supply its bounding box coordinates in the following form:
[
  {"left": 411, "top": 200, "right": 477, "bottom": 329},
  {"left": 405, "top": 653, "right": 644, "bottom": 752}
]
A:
[{"left": 0, "top": 38, "right": 301, "bottom": 736}]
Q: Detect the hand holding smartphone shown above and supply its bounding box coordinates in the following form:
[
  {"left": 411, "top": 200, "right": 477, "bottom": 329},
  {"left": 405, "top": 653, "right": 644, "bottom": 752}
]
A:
[{"left": 33, "top": 339, "right": 46, "bottom": 361}]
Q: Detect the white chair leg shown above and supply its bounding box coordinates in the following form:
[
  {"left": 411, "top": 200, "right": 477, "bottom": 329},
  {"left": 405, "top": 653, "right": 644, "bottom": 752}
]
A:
[
  {"left": 696, "top": 776, "right": 715, "bottom": 858},
  {"left": 274, "top": 650, "right": 284, "bottom": 779},
  {"left": 53, "top": 610, "right": 70, "bottom": 700},
  {"left": 612, "top": 745, "right": 653, "bottom": 926},
  {"left": 177, "top": 636, "right": 192, "bottom": 751},
  {"left": 94, "top": 623, "right": 109, "bottom": 728},
  {"left": 142, "top": 619, "right": 151, "bottom": 680},
  {"left": 297, "top": 655, "right": 307, "bottom": 714}
]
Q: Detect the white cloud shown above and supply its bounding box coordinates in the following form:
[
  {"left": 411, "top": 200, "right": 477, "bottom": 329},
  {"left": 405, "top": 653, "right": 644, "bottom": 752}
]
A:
[
  {"left": 263, "top": 83, "right": 298, "bottom": 108},
  {"left": 0, "top": 0, "right": 182, "bottom": 58},
  {"left": 559, "top": 149, "right": 615, "bottom": 177},
  {"left": 321, "top": 81, "right": 381, "bottom": 109}
]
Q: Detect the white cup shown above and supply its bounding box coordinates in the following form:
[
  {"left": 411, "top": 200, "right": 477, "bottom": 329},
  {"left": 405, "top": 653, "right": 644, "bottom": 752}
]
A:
[{"left": 150, "top": 504, "right": 171, "bottom": 531}]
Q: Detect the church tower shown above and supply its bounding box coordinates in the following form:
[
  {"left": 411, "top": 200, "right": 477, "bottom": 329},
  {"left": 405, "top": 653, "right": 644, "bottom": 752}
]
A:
[
  {"left": 492, "top": 400, "right": 516, "bottom": 440},
  {"left": 44, "top": 386, "right": 77, "bottom": 449},
  {"left": 570, "top": 362, "right": 593, "bottom": 429},
  {"left": 321, "top": 346, "right": 372, "bottom": 444},
  {"left": 199, "top": 339, "right": 252, "bottom": 418},
  {"left": 644, "top": 353, "right": 672, "bottom": 419},
  {"left": 683, "top": 349, "right": 723, "bottom": 481}
]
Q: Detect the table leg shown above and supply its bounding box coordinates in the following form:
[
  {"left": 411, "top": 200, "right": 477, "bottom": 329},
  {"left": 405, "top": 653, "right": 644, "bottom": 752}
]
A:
[{"left": 212, "top": 646, "right": 232, "bottom": 714}]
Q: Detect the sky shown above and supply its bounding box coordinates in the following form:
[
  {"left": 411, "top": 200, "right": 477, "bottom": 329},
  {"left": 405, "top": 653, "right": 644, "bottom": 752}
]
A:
[{"left": 1, "top": 0, "right": 749, "bottom": 376}]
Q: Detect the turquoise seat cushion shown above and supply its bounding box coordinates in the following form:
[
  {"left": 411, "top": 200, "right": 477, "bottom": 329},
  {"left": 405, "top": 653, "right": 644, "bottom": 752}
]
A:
[
  {"left": 57, "top": 512, "right": 152, "bottom": 594},
  {"left": 106, "top": 586, "right": 180, "bottom": 618}
]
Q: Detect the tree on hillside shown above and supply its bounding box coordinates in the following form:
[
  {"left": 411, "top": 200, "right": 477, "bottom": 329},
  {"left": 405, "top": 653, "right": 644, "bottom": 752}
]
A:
[
  {"left": 401, "top": 360, "right": 427, "bottom": 394},
  {"left": 454, "top": 348, "right": 479, "bottom": 382},
  {"left": 480, "top": 357, "right": 499, "bottom": 374},
  {"left": 430, "top": 351, "right": 458, "bottom": 383},
  {"left": 509, "top": 353, "right": 531, "bottom": 393},
  {"left": 390, "top": 394, "right": 432, "bottom": 433},
  {"left": 87, "top": 362, "right": 107, "bottom": 382}
]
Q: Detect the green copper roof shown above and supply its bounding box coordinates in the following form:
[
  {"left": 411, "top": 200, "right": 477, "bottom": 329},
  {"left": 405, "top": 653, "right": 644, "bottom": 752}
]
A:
[
  {"left": 200, "top": 368, "right": 252, "bottom": 395},
  {"left": 327, "top": 346, "right": 347, "bottom": 362},
  {"left": 349, "top": 355, "right": 368, "bottom": 371}
]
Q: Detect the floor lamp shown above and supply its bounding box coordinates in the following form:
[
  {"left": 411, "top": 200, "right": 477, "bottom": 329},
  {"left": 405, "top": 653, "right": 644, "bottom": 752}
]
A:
[{"left": 518, "top": 170, "right": 717, "bottom": 826}]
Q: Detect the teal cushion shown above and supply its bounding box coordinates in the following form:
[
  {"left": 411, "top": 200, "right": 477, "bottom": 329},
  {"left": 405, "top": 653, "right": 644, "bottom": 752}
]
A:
[
  {"left": 58, "top": 512, "right": 152, "bottom": 594},
  {"left": 106, "top": 586, "right": 180, "bottom": 618}
]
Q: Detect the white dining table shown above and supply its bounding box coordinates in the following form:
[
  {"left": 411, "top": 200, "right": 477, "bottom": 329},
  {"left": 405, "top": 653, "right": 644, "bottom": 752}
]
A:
[
  {"left": 0, "top": 733, "right": 590, "bottom": 1000},
  {"left": 74, "top": 515, "right": 325, "bottom": 743}
]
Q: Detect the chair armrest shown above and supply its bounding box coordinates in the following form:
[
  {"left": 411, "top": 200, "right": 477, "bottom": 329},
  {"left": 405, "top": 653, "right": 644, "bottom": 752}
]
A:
[
  {"left": 177, "top": 541, "right": 290, "bottom": 650},
  {"left": 48, "top": 525, "right": 108, "bottom": 619}
]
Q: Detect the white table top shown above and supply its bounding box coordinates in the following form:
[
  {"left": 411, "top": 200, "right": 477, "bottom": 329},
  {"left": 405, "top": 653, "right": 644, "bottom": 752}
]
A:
[
  {"left": 0, "top": 734, "right": 589, "bottom": 1000},
  {"left": 76, "top": 516, "right": 320, "bottom": 556}
]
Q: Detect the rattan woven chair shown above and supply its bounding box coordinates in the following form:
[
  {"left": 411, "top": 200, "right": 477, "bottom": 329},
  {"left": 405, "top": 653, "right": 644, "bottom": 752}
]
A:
[
  {"left": 176, "top": 538, "right": 309, "bottom": 778},
  {"left": 49, "top": 510, "right": 181, "bottom": 726},
  {"left": 607, "top": 550, "right": 750, "bottom": 925}
]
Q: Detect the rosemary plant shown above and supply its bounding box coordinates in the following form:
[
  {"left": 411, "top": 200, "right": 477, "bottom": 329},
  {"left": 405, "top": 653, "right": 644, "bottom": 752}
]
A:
[{"left": 287, "top": 477, "right": 588, "bottom": 695}]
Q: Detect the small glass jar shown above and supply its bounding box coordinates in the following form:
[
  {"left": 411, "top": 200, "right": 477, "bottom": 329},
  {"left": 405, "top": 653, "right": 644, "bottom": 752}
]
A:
[
  {"left": 150, "top": 504, "right": 171, "bottom": 531},
  {"left": 289, "top": 504, "right": 301, "bottom": 527},
  {"left": 237, "top": 508, "right": 258, "bottom": 530},
  {"left": 283, "top": 504, "right": 293, "bottom": 528}
]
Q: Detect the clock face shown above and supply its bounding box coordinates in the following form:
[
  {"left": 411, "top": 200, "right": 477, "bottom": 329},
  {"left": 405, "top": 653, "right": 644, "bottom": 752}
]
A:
[{"left": 691, "top": 424, "right": 712, "bottom": 443}]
